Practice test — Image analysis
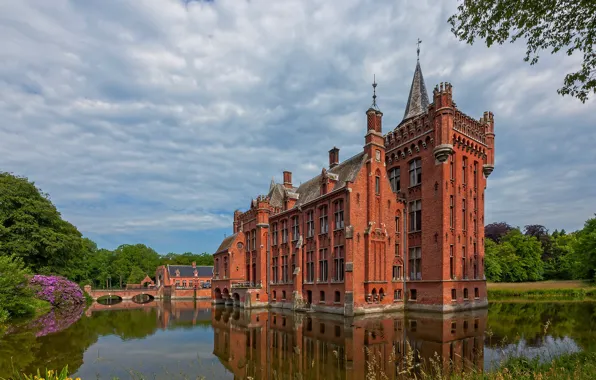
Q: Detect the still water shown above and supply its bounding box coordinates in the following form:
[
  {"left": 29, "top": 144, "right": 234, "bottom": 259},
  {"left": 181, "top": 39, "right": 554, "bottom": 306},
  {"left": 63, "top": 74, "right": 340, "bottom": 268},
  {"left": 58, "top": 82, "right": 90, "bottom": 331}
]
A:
[{"left": 1, "top": 301, "right": 595, "bottom": 379}]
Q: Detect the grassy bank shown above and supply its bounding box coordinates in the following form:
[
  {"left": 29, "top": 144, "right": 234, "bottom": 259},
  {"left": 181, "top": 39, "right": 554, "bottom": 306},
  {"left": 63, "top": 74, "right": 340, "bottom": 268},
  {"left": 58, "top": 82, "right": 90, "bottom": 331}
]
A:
[{"left": 488, "top": 280, "right": 596, "bottom": 300}]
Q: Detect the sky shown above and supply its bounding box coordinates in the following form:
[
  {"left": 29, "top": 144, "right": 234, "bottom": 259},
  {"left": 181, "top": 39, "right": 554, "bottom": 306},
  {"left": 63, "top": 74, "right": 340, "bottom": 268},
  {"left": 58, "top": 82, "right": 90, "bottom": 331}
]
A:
[{"left": 1, "top": 0, "right": 595, "bottom": 255}]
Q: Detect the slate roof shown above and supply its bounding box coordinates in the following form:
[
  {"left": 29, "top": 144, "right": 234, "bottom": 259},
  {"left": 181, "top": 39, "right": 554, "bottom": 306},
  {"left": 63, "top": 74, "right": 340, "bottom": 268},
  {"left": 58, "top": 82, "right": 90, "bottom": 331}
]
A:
[
  {"left": 402, "top": 61, "right": 430, "bottom": 122},
  {"left": 214, "top": 233, "right": 238, "bottom": 254},
  {"left": 167, "top": 265, "right": 213, "bottom": 278},
  {"left": 294, "top": 152, "right": 367, "bottom": 207},
  {"left": 267, "top": 182, "right": 290, "bottom": 209}
]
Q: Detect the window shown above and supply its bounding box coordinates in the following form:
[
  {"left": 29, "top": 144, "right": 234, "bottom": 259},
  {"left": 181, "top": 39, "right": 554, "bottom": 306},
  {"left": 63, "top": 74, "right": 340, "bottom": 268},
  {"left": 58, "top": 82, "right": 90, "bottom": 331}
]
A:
[
  {"left": 409, "top": 200, "right": 422, "bottom": 232},
  {"left": 462, "top": 198, "right": 467, "bottom": 231},
  {"left": 282, "top": 255, "right": 288, "bottom": 283},
  {"left": 462, "top": 246, "right": 467, "bottom": 279},
  {"left": 375, "top": 175, "right": 380, "bottom": 194},
  {"left": 215, "top": 258, "right": 219, "bottom": 277},
  {"left": 409, "top": 159, "right": 422, "bottom": 186},
  {"left": 319, "top": 248, "right": 328, "bottom": 281},
  {"left": 334, "top": 200, "right": 344, "bottom": 230},
  {"left": 409, "top": 247, "right": 422, "bottom": 280},
  {"left": 462, "top": 157, "right": 468, "bottom": 185},
  {"left": 272, "top": 223, "right": 278, "bottom": 245},
  {"left": 334, "top": 291, "right": 340, "bottom": 303},
  {"left": 282, "top": 290, "right": 286, "bottom": 300},
  {"left": 306, "top": 211, "right": 315, "bottom": 238},
  {"left": 292, "top": 216, "right": 299, "bottom": 241},
  {"left": 334, "top": 245, "right": 344, "bottom": 281},
  {"left": 182, "top": 281, "right": 187, "bottom": 287},
  {"left": 272, "top": 257, "right": 278, "bottom": 283},
  {"left": 394, "top": 289, "right": 402, "bottom": 301},
  {"left": 389, "top": 167, "right": 401, "bottom": 192},
  {"left": 273, "top": 290, "right": 276, "bottom": 300},
  {"left": 410, "top": 289, "right": 417, "bottom": 301},
  {"left": 450, "top": 195, "right": 454, "bottom": 228},
  {"left": 474, "top": 287, "right": 479, "bottom": 299},
  {"left": 395, "top": 216, "right": 400, "bottom": 233},
  {"left": 474, "top": 251, "right": 478, "bottom": 279},
  {"left": 281, "top": 220, "right": 288, "bottom": 243},
  {"left": 450, "top": 245, "right": 454, "bottom": 279},
  {"left": 306, "top": 250, "right": 315, "bottom": 282},
  {"left": 395, "top": 243, "right": 400, "bottom": 257},
  {"left": 251, "top": 230, "right": 256, "bottom": 251},
  {"left": 320, "top": 291, "right": 325, "bottom": 302},
  {"left": 474, "top": 162, "right": 478, "bottom": 189},
  {"left": 223, "top": 257, "right": 228, "bottom": 278},
  {"left": 464, "top": 288, "right": 469, "bottom": 300},
  {"left": 451, "top": 289, "right": 456, "bottom": 301},
  {"left": 320, "top": 206, "right": 328, "bottom": 234},
  {"left": 392, "top": 265, "right": 402, "bottom": 280},
  {"left": 450, "top": 154, "right": 454, "bottom": 180}
]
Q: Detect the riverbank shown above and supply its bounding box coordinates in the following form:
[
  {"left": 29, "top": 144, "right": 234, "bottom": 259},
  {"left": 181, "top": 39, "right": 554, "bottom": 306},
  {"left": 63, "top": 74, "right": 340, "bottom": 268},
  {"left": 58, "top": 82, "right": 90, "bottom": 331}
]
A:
[{"left": 488, "top": 280, "right": 596, "bottom": 300}]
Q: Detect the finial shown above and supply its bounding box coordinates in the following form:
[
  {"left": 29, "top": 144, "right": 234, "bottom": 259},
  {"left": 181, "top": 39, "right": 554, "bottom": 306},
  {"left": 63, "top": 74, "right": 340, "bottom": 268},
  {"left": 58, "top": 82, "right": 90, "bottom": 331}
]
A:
[
  {"left": 370, "top": 74, "right": 379, "bottom": 110},
  {"left": 417, "top": 38, "right": 422, "bottom": 61}
]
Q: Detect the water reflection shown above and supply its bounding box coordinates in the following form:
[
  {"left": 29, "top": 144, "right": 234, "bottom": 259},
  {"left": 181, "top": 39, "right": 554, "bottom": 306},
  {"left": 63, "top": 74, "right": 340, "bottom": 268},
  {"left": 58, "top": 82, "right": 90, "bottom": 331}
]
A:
[
  {"left": 212, "top": 307, "right": 486, "bottom": 379},
  {"left": 0, "top": 301, "right": 594, "bottom": 379}
]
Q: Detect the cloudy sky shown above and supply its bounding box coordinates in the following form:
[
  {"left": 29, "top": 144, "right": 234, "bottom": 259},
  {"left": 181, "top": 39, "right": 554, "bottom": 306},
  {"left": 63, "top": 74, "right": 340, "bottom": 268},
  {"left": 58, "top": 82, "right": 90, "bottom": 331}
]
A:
[{"left": 1, "top": 0, "right": 594, "bottom": 254}]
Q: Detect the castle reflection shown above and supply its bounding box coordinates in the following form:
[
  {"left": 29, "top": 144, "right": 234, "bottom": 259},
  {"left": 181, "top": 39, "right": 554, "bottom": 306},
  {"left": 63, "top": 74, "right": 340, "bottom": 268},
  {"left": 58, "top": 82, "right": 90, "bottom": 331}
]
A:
[{"left": 211, "top": 307, "right": 487, "bottom": 380}]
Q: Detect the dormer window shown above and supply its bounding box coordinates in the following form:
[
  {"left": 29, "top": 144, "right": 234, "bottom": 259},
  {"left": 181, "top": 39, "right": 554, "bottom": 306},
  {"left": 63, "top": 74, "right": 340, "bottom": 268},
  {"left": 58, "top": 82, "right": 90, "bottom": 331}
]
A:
[
  {"left": 194, "top": 269, "right": 198, "bottom": 277},
  {"left": 175, "top": 269, "right": 180, "bottom": 277}
]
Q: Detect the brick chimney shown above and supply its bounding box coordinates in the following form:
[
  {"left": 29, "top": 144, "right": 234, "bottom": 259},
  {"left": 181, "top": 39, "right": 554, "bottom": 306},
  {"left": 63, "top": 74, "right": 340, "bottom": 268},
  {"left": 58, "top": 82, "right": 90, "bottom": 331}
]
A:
[
  {"left": 283, "top": 171, "right": 292, "bottom": 188},
  {"left": 329, "top": 147, "right": 339, "bottom": 168},
  {"left": 192, "top": 262, "right": 196, "bottom": 268}
]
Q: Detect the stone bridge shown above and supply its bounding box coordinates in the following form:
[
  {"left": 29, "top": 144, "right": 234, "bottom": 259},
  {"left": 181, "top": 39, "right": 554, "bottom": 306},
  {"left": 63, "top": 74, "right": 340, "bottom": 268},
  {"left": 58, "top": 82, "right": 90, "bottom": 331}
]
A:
[{"left": 84, "top": 285, "right": 161, "bottom": 301}]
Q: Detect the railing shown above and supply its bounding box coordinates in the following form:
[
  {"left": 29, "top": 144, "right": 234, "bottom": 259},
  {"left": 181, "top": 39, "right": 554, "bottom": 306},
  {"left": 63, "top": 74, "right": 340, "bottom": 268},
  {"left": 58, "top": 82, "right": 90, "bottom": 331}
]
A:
[{"left": 231, "top": 281, "right": 263, "bottom": 289}]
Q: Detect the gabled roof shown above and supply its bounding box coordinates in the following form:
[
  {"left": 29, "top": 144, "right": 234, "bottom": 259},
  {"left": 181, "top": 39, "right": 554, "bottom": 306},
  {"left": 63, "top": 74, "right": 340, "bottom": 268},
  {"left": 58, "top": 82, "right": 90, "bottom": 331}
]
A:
[
  {"left": 294, "top": 152, "right": 367, "bottom": 207},
  {"left": 167, "top": 265, "right": 213, "bottom": 278},
  {"left": 214, "top": 233, "right": 238, "bottom": 254},
  {"left": 267, "top": 182, "right": 289, "bottom": 209},
  {"left": 402, "top": 61, "right": 430, "bottom": 122}
]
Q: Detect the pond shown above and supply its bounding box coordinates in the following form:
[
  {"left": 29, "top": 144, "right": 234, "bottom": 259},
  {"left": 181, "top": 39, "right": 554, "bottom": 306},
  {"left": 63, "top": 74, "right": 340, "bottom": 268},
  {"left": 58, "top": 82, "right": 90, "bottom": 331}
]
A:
[{"left": 1, "top": 301, "right": 595, "bottom": 379}]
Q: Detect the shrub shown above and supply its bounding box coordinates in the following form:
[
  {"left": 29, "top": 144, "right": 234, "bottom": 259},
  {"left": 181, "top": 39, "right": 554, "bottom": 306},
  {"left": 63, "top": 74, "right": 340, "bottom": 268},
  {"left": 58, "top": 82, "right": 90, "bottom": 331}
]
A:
[
  {"left": 0, "top": 255, "right": 35, "bottom": 319},
  {"left": 29, "top": 275, "right": 84, "bottom": 307}
]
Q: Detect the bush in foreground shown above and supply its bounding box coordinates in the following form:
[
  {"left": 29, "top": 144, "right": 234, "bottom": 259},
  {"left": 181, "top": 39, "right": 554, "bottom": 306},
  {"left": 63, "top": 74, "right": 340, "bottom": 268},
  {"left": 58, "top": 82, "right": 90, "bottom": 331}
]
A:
[{"left": 0, "top": 255, "right": 36, "bottom": 320}]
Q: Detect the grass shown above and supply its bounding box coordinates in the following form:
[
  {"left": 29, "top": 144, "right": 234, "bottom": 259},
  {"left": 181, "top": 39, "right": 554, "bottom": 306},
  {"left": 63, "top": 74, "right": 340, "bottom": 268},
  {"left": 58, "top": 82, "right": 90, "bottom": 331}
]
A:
[{"left": 487, "top": 281, "right": 596, "bottom": 300}]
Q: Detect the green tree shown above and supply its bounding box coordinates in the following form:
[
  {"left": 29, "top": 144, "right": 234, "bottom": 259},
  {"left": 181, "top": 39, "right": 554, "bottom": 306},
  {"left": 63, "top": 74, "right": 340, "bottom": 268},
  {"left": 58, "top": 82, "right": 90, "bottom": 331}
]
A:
[
  {"left": 112, "top": 244, "right": 160, "bottom": 287},
  {"left": 502, "top": 229, "right": 545, "bottom": 281},
  {"left": 574, "top": 216, "right": 596, "bottom": 280},
  {"left": 0, "top": 172, "right": 84, "bottom": 275},
  {"left": 449, "top": 0, "right": 596, "bottom": 103},
  {"left": 0, "top": 255, "right": 35, "bottom": 319},
  {"left": 127, "top": 266, "right": 146, "bottom": 285},
  {"left": 484, "top": 239, "right": 503, "bottom": 281}
]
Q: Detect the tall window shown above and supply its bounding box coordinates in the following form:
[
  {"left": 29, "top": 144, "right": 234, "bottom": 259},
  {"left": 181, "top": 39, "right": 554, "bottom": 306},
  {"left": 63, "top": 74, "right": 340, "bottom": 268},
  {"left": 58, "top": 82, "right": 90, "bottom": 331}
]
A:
[
  {"left": 334, "top": 245, "right": 344, "bottom": 281},
  {"left": 392, "top": 265, "right": 402, "bottom": 280},
  {"left": 292, "top": 216, "right": 299, "bottom": 241},
  {"left": 320, "top": 206, "right": 328, "bottom": 234},
  {"left": 306, "top": 250, "right": 315, "bottom": 282},
  {"left": 395, "top": 243, "right": 400, "bottom": 257},
  {"left": 306, "top": 211, "right": 314, "bottom": 238},
  {"left": 450, "top": 245, "right": 454, "bottom": 279},
  {"left": 375, "top": 175, "right": 380, "bottom": 194},
  {"left": 223, "top": 257, "right": 228, "bottom": 278},
  {"left": 395, "top": 216, "right": 400, "bottom": 233},
  {"left": 450, "top": 155, "right": 455, "bottom": 180},
  {"left": 334, "top": 200, "right": 344, "bottom": 230},
  {"left": 282, "top": 255, "right": 288, "bottom": 282},
  {"left": 389, "top": 167, "right": 401, "bottom": 192},
  {"left": 409, "top": 159, "right": 422, "bottom": 186},
  {"left": 215, "top": 258, "right": 219, "bottom": 277},
  {"left": 251, "top": 230, "right": 256, "bottom": 251},
  {"left": 474, "top": 251, "right": 478, "bottom": 279},
  {"left": 272, "top": 223, "right": 278, "bottom": 246},
  {"left": 281, "top": 220, "right": 288, "bottom": 243},
  {"left": 409, "top": 247, "right": 422, "bottom": 280},
  {"left": 409, "top": 200, "right": 422, "bottom": 232},
  {"left": 450, "top": 196, "right": 454, "bottom": 228},
  {"left": 319, "top": 248, "right": 328, "bottom": 281},
  {"left": 473, "top": 162, "right": 478, "bottom": 189},
  {"left": 462, "top": 246, "right": 467, "bottom": 279},
  {"left": 462, "top": 199, "right": 467, "bottom": 231},
  {"left": 272, "top": 257, "right": 278, "bottom": 283},
  {"left": 462, "top": 157, "right": 468, "bottom": 185}
]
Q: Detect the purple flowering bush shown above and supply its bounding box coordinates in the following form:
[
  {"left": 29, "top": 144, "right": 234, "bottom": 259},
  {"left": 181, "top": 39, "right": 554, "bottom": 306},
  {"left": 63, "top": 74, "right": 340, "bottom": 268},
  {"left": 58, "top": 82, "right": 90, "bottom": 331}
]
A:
[{"left": 29, "top": 275, "right": 84, "bottom": 307}]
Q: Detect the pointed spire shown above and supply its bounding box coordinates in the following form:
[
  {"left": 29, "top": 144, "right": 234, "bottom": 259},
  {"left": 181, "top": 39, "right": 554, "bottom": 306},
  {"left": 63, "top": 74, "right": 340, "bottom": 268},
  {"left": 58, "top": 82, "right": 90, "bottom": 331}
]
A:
[
  {"left": 269, "top": 177, "right": 275, "bottom": 191},
  {"left": 370, "top": 74, "right": 380, "bottom": 111},
  {"left": 402, "top": 44, "right": 429, "bottom": 122}
]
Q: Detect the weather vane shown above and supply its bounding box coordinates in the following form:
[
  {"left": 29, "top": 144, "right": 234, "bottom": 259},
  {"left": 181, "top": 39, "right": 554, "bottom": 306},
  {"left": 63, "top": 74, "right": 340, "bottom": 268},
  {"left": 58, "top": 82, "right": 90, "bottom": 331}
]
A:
[
  {"left": 372, "top": 74, "right": 378, "bottom": 108},
  {"left": 417, "top": 38, "right": 422, "bottom": 61}
]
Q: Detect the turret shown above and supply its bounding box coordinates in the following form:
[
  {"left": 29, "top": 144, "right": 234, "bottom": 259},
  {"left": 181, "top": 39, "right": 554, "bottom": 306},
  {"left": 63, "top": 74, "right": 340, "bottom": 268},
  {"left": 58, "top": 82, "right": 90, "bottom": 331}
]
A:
[
  {"left": 432, "top": 82, "right": 455, "bottom": 163},
  {"left": 483, "top": 111, "right": 495, "bottom": 177}
]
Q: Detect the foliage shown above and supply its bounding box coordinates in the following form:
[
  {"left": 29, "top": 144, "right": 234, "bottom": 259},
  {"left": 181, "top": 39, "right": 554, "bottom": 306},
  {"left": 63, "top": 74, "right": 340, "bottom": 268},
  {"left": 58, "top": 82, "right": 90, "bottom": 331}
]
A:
[
  {"left": 449, "top": 0, "right": 596, "bottom": 103},
  {"left": 7, "top": 366, "right": 80, "bottom": 380},
  {"left": 127, "top": 266, "right": 147, "bottom": 285},
  {"left": 484, "top": 229, "right": 544, "bottom": 282},
  {"left": 0, "top": 255, "right": 35, "bottom": 319},
  {"left": 160, "top": 252, "right": 214, "bottom": 266},
  {"left": 0, "top": 173, "right": 84, "bottom": 276},
  {"left": 484, "top": 222, "right": 514, "bottom": 243},
  {"left": 29, "top": 275, "right": 83, "bottom": 307},
  {"left": 573, "top": 216, "right": 596, "bottom": 281}
]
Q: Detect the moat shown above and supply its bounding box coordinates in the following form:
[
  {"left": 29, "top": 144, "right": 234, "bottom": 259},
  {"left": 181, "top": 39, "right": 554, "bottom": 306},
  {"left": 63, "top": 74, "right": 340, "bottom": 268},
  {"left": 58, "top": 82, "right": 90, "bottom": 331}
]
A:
[{"left": 1, "top": 301, "right": 595, "bottom": 379}]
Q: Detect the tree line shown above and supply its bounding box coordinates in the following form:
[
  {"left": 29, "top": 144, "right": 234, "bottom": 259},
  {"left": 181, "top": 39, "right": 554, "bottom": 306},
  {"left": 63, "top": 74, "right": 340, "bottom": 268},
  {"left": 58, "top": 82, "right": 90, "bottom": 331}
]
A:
[
  {"left": 484, "top": 219, "right": 596, "bottom": 282},
  {"left": 0, "top": 172, "right": 213, "bottom": 289}
]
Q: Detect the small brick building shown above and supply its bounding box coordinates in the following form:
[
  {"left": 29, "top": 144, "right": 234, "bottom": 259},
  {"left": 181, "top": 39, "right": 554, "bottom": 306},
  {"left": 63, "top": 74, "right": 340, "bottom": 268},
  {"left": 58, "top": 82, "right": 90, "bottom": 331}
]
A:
[
  {"left": 155, "top": 262, "right": 213, "bottom": 289},
  {"left": 212, "top": 56, "right": 494, "bottom": 315}
]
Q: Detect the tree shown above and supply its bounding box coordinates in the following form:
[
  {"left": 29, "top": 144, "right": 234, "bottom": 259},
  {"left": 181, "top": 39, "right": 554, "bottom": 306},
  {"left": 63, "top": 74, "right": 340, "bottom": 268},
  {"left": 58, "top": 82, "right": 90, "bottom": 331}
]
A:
[
  {"left": 0, "top": 172, "right": 84, "bottom": 275},
  {"left": 484, "top": 239, "right": 503, "bottom": 281},
  {"left": 502, "top": 229, "right": 545, "bottom": 281},
  {"left": 112, "top": 244, "right": 160, "bottom": 287},
  {"left": 449, "top": 0, "right": 596, "bottom": 103},
  {"left": 485, "top": 222, "right": 514, "bottom": 243},
  {"left": 127, "top": 267, "right": 146, "bottom": 285},
  {"left": 0, "top": 255, "right": 35, "bottom": 319},
  {"left": 574, "top": 216, "right": 596, "bottom": 280}
]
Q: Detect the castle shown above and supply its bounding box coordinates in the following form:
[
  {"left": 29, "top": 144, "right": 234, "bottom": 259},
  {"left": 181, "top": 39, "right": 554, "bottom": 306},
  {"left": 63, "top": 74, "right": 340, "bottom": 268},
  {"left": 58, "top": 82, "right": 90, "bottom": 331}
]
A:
[{"left": 211, "top": 54, "right": 495, "bottom": 315}]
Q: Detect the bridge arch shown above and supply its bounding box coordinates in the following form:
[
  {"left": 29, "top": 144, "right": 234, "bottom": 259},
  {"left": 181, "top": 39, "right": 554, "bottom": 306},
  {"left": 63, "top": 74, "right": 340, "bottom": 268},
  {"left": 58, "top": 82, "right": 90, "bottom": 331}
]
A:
[
  {"left": 97, "top": 295, "right": 123, "bottom": 305},
  {"left": 222, "top": 288, "right": 230, "bottom": 299},
  {"left": 233, "top": 292, "right": 240, "bottom": 304},
  {"left": 132, "top": 293, "right": 155, "bottom": 304},
  {"left": 214, "top": 288, "right": 222, "bottom": 300}
]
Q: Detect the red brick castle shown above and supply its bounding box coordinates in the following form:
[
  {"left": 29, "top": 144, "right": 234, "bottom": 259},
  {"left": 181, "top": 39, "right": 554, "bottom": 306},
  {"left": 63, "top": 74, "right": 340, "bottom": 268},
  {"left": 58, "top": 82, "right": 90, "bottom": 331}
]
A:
[{"left": 211, "top": 54, "right": 495, "bottom": 315}]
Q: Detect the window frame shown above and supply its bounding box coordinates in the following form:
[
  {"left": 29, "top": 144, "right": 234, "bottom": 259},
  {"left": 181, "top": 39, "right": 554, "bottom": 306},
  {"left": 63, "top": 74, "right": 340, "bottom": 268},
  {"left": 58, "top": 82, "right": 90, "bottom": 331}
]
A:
[{"left": 409, "top": 158, "right": 422, "bottom": 187}]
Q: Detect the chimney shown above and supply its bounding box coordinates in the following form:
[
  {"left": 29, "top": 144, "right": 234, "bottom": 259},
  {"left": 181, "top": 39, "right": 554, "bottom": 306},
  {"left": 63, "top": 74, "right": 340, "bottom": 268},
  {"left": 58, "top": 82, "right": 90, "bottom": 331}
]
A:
[
  {"left": 192, "top": 262, "right": 196, "bottom": 268},
  {"left": 329, "top": 147, "right": 340, "bottom": 168},
  {"left": 283, "top": 171, "right": 292, "bottom": 188}
]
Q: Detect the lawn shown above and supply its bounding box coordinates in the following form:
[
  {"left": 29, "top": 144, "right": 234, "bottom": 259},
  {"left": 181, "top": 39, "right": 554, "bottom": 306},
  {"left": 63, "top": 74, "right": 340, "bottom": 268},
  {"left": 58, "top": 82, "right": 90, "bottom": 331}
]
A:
[
  {"left": 488, "top": 280, "right": 593, "bottom": 291},
  {"left": 488, "top": 280, "right": 596, "bottom": 300}
]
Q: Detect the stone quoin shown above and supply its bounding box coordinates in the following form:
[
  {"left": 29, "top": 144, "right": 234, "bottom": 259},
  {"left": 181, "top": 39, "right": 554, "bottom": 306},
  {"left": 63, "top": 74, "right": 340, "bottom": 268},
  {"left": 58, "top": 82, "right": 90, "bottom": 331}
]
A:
[{"left": 211, "top": 54, "right": 495, "bottom": 315}]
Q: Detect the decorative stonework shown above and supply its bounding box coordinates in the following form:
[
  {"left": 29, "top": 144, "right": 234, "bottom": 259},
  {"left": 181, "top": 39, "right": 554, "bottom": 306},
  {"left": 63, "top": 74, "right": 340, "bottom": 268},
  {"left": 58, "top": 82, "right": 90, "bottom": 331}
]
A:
[{"left": 433, "top": 144, "right": 454, "bottom": 163}]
